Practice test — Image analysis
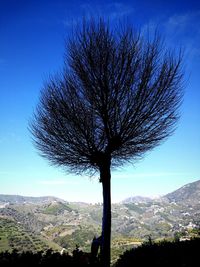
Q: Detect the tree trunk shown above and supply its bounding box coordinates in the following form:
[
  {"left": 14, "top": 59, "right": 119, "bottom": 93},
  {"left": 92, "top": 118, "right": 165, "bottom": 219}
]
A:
[{"left": 100, "top": 157, "right": 111, "bottom": 267}]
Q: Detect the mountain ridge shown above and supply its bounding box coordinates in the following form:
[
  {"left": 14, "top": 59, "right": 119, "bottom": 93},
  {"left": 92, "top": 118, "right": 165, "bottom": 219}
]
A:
[
  {"left": 0, "top": 179, "right": 200, "bottom": 260},
  {"left": 164, "top": 179, "right": 200, "bottom": 204},
  {"left": 1, "top": 179, "right": 199, "bottom": 205},
  {"left": 0, "top": 194, "right": 66, "bottom": 204}
]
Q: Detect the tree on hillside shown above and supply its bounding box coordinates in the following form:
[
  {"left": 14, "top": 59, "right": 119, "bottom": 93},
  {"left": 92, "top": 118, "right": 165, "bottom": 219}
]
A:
[{"left": 30, "top": 19, "right": 184, "bottom": 267}]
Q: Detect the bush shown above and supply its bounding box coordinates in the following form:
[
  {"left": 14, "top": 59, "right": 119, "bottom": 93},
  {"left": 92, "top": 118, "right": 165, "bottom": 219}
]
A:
[
  {"left": 115, "top": 238, "right": 200, "bottom": 267},
  {"left": 0, "top": 247, "right": 101, "bottom": 267}
]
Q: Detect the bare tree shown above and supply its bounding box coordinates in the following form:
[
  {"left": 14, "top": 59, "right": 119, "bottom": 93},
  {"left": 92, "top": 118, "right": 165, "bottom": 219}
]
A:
[{"left": 30, "top": 19, "right": 183, "bottom": 267}]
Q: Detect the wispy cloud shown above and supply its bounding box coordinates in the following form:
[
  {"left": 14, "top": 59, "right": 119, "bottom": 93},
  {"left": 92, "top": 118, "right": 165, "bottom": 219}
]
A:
[
  {"left": 0, "top": 171, "right": 16, "bottom": 175},
  {"left": 0, "top": 58, "right": 4, "bottom": 64},
  {"left": 0, "top": 132, "right": 21, "bottom": 144},
  {"left": 38, "top": 180, "right": 72, "bottom": 185},
  {"left": 113, "top": 172, "right": 187, "bottom": 179},
  {"left": 165, "top": 11, "right": 200, "bottom": 33},
  {"left": 0, "top": 58, "right": 6, "bottom": 70},
  {"left": 141, "top": 10, "right": 200, "bottom": 63},
  {"left": 38, "top": 179, "right": 84, "bottom": 186},
  {"left": 80, "top": 2, "right": 134, "bottom": 19},
  {"left": 164, "top": 11, "right": 200, "bottom": 59},
  {"left": 63, "top": 2, "right": 134, "bottom": 28}
]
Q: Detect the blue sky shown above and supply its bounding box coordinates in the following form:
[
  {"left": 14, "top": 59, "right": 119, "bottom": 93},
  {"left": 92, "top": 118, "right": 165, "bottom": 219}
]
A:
[{"left": 0, "top": 0, "right": 200, "bottom": 203}]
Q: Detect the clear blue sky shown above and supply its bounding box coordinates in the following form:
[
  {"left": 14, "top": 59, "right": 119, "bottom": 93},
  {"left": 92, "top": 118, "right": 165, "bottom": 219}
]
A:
[{"left": 0, "top": 0, "right": 200, "bottom": 203}]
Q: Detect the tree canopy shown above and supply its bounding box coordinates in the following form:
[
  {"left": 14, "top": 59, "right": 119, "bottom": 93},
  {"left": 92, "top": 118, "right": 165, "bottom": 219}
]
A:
[
  {"left": 31, "top": 20, "right": 183, "bottom": 176},
  {"left": 30, "top": 19, "right": 184, "bottom": 267}
]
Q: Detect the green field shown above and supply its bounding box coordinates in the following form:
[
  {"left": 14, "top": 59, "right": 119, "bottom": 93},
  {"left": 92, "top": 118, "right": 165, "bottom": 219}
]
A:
[{"left": 0, "top": 217, "right": 61, "bottom": 253}]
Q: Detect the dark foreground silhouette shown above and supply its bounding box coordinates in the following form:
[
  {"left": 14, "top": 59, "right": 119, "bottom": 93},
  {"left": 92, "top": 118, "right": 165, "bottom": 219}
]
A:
[
  {"left": 0, "top": 246, "right": 100, "bottom": 267},
  {"left": 0, "top": 238, "right": 199, "bottom": 266},
  {"left": 115, "top": 238, "right": 200, "bottom": 267}
]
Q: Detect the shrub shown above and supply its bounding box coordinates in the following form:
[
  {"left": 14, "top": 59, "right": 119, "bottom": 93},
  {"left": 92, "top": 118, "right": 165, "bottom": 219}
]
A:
[{"left": 115, "top": 238, "right": 200, "bottom": 267}]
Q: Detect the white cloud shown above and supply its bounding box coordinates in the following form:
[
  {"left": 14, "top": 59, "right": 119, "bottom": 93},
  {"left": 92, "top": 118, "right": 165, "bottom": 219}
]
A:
[
  {"left": 165, "top": 11, "right": 200, "bottom": 32},
  {"left": 105, "top": 2, "right": 134, "bottom": 20},
  {"left": 0, "top": 132, "right": 21, "bottom": 144},
  {"left": 0, "top": 58, "right": 6, "bottom": 70},
  {"left": 38, "top": 179, "right": 78, "bottom": 185},
  {"left": 37, "top": 175, "right": 99, "bottom": 186},
  {"left": 113, "top": 172, "right": 187, "bottom": 179},
  {"left": 141, "top": 10, "right": 200, "bottom": 63},
  {"left": 164, "top": 11, "right": 200, "bottom": 59},
  {"left": 63, "top": 2, "right": 134, "bottom": 28},
  {"left": 0, "top": 171, "right": 15, "bottom": 175}
]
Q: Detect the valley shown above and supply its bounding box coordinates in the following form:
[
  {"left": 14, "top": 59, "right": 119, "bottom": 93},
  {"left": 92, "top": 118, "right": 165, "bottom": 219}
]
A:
[{"left": 0, "top": 179, "right": 200, "bottom": 263}]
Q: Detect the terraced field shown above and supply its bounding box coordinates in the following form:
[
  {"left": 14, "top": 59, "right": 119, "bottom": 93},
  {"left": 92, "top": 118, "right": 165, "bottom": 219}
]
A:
[{"left": 0, "top": 217, "right": 61, "bottom": 252}]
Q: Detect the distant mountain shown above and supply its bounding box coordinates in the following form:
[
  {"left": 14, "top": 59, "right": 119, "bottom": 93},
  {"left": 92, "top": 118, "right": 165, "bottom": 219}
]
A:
[
  {"left": 1, "top": 179, "right": 199, "bottom": 205},
  {"left": 0, "top": 179, "right": 200, "bottom": 259},
  {"left": 122, "top": 179, "right": 200, "bottom": 205},
  {"left": 0, "top": 194, "right": 66, "bottom": 204},
  {"left": 122, "top": 196, "right": 153, "bottom": 203},
  {"left": 164, "top": 179, "right": 200, "bottom": 205}
]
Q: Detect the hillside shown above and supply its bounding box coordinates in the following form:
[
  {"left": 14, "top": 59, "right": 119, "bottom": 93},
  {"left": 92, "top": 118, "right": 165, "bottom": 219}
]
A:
[
  {"left": 164, "top": 179, "right": 200, "bottom": 204},
  {"left": 0, "top": 195, "right": 64, "bottom": 205},
  {"left": 122, "top": 196, "right": 153, "bottom": 203},
  {"left": 0, "top": 217, "right": 61, "bottom": 252},
  {"left": 0, "top": 179, "right": 200, "bottom": 262}
]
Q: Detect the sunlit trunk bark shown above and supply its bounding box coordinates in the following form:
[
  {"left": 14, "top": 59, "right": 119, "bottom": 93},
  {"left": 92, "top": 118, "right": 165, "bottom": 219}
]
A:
[{"left": 100, "top": 157, "right": 111, "bottom": 267}]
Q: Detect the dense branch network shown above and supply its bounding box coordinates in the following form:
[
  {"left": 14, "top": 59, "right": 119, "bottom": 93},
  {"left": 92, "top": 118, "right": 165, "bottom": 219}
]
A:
[{"left": 30, "top": 20, "right": 183, "bottom": 175}]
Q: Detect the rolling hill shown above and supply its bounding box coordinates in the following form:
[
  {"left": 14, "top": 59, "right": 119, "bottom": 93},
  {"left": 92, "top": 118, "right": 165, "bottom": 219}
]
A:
[
  {"left": 0, "top": 179, "right": 199, "bottom": 261},
  {"left": 164, "top": 179, "right": 200, "bottom": 204}
]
